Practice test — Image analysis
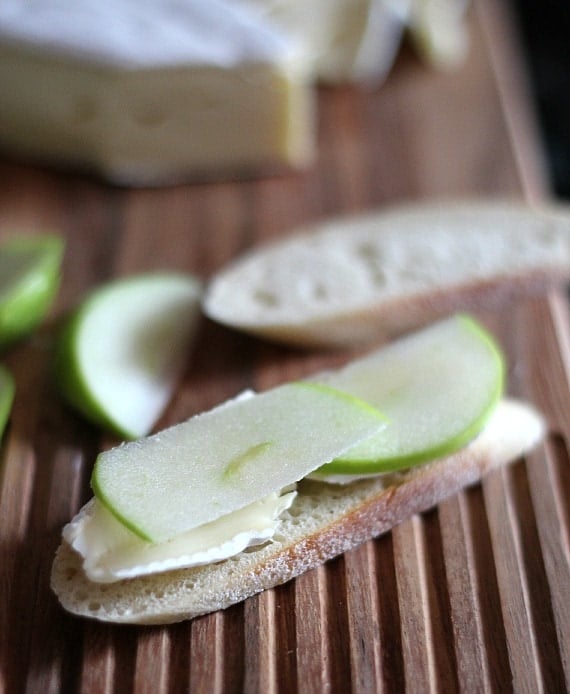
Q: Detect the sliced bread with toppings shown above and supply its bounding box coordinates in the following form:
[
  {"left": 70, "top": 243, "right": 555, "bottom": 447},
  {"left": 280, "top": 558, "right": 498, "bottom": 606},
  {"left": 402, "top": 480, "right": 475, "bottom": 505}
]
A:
[
  {"left": 51, "top": 397, "right": 544, "bottom": 624},
  {"left": 51, "top": 314, "right": 545, "bottom": 625}
]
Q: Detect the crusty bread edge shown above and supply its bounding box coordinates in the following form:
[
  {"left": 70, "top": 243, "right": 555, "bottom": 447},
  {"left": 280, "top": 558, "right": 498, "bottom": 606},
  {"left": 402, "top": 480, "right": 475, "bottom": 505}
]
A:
[
  {"left": 221, "top": 268, "right": 570, "bottom": 349},
  {"left": 51, "top": 398, "right": 545, "bottom": 625}
]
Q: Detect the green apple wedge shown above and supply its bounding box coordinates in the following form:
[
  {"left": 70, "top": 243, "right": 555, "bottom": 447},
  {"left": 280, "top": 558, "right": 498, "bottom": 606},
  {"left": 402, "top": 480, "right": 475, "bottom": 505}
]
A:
[
  {"left": 0, "top": 235, "right": 64, "bottom": 348},
  {"left": 0, "top": 364, "right": 15, "bottom": 439},
  {"left": 55, "top": 273, "right": 202, "bottom": 440},
  {"left": 312, "top": 314, "right": 505, "bottom": 475},
  {"left": 91, "top": 382, "right": 387, "bottom": 543}
]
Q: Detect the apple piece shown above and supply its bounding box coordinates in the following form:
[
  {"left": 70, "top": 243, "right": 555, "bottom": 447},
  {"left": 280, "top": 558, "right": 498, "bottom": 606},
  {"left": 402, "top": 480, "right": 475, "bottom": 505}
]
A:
[
  {"left": 0, "top": 364, "right": 15, "bottom": 439},
  {"left": 313, "top": 314, "right": 504, "bottom": 474},
  {"left": 0, "top": 235, "right": 64, "bottom": 348},
  {"left": 92, "top": 382, "right": 386, "bottom": 543},
  {"left": 55, "top": 273, "right": 202, "bottom": 439}
]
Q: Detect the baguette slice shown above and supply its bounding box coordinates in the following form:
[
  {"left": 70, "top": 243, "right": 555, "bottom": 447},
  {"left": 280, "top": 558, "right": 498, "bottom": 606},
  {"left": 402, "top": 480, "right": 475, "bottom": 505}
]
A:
[
  {"left": 203, "top": 199, "right": 570, "bottom": 348},
  {"left": 51, "top": 397, "right": 544, "bottom": 625}
]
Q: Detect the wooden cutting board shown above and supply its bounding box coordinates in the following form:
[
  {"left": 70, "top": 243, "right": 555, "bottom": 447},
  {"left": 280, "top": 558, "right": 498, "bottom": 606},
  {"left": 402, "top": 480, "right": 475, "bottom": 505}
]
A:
[{"left": 1, "top": 0, "right": 569, "bottom": 691}]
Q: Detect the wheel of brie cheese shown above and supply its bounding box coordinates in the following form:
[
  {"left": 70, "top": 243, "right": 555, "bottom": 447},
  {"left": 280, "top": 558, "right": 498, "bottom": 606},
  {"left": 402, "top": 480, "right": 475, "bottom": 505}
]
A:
[
  {"left": 0, "top": 0, "right": 315, "bottom": 186},
  {"left": 0, "top": 0, "right": 469, "bottom": 186}
]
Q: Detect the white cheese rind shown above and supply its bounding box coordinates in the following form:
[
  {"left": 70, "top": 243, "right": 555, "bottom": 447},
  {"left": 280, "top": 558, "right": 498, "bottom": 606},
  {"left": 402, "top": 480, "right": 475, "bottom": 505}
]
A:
[
  {"left": 0, "top": 0, "right": 300, "bottom": 69},
  {"left": 65, "top": 492, "right": 296, "bottom": 583}
]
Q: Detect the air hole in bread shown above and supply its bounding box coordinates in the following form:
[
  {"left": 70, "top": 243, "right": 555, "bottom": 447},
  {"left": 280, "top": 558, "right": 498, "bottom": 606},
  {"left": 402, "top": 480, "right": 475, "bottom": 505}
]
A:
[
  {"left": 253, "top": 289, "right": 279, "bottom": 307},
  {"left": 355, "top": 240, "right": 381, "bottom": 260},
  {"left": 311, "top": 283, "right": 329, "bottom": 301},
  {"left": 369, "top": 267, "right": 387, "bottom": 287},
  {"left": 88, "top": 601, "right": 101, "bottom": 612},
  {"left": 354, "top": 241, "right": 388, "bottom": 286},
  {"left": 287, "top": 505, "right": 304, "bottom": 518},
  {"left": 243, "top": 540, "right": 271, "bottom": 553},
  {"left": 64, "top": 567, "right": 78, "bottom": 581}
]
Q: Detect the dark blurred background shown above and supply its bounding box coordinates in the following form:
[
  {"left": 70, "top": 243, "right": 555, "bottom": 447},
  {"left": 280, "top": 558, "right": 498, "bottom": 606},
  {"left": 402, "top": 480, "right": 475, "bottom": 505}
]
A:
[{"left": 512, "top": 0, "right": 570, "bottom": 199}]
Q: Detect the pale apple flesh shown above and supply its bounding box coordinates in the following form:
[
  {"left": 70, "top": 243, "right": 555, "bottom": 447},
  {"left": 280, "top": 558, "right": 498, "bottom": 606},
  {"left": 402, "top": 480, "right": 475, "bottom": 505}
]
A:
[
  {"left": 55, "top": 273, "right": 202, "bottom": 439},
  {"left": 92, "top": 382, "right": 386, "bottom": 543},
  {"left": 313, "top": 314, "right": 504, "bottom": 475}
]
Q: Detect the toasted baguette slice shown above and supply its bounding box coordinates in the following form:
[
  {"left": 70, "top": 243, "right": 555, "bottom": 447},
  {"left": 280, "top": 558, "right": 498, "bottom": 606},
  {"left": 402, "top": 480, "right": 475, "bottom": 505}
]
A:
[
  {"left": 51, "top": 398, "right": 544, "bottom": 625},
  {"left": 203, "top": 199, "right": 570, "bottom": 348}
]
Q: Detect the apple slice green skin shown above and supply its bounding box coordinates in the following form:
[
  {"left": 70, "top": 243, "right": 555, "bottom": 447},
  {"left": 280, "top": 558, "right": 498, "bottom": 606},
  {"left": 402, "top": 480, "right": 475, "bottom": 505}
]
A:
[
  {"left": 0, "top": 365, "right": 15, "bottom": 439},
  {"left": 0, "top": 235, "right": 64, "bottom": 349},
  {"left": 315, "top": 314, "right": 505, "bottom": 476},
  {"left": 92, "top": 382, "right": 387, "bottom": 543},
  {"left": 55, "top": 273, "right": 202, "bottom": 440}
]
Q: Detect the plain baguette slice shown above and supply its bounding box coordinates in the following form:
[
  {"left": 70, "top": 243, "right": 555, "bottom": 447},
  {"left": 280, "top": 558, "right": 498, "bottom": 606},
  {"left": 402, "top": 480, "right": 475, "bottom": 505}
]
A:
[
  {"left": 203, "top": 199, "right": 570, "bottom": 348},
  {"left": 51, "top": 398, "right": 544, "bottom": 625}
]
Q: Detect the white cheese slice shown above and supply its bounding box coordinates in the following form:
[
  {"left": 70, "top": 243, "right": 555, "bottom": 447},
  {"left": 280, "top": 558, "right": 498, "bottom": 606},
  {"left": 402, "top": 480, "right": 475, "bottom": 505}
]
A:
[
  {"left": 307, "top": 471, "right": 387, "bottom": 485},
  {"left": 0, "top": 0, "right": 314, "bottom": 185},
  {"left": 64, "top": 491, "right": 296, "bottom": 583}
]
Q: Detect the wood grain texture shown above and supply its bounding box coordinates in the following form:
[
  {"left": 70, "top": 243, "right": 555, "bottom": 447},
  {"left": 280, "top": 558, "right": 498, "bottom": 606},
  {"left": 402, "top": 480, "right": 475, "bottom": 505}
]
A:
[{"left": 1, "top": 0, "right": 569, "bottom": 691}]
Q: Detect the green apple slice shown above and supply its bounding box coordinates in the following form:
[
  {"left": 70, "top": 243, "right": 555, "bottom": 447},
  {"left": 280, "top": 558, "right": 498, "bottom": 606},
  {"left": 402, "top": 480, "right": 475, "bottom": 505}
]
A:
[
  {"left": 92, "top": 382, "right": 386, "bottom": 543},
  {"left": 0, "top": 235, "right": 64, "bottom": 348},
  {"left": 55, "top": 273, "right": 202, "bottom": 439},
  {"left": 0, "top": 364, "right": 15, "bottom": 439},
  {"left": 313, "top": 314, "right": 504, "bottom": 475}
]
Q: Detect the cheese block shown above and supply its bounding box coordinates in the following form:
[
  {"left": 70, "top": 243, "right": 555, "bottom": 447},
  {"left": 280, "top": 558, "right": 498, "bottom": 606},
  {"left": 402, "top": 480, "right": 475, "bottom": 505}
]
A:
[
  {"left": 235, "top": 0, "right": 412, "bottom": 84},
  {"left": 0, "top": 0, "right": 315, "bottom": 186},
  {"left": 238, "top": 0, "right": 470, "bottom": 83},
  {"left": 407, "top": 0, "right": 470, "bottom": 69}
]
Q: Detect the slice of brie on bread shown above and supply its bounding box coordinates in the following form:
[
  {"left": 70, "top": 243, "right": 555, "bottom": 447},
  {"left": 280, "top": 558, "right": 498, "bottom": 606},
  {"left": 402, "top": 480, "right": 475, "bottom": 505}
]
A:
[{"left": 51, "top": 398, "right": 544, "bottom": 624}]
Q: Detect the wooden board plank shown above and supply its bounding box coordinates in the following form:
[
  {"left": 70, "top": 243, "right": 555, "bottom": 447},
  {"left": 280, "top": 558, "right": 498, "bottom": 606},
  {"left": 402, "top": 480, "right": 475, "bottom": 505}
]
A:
[{"left": 1, "top": 1, "right": 569, "bottom": 691}]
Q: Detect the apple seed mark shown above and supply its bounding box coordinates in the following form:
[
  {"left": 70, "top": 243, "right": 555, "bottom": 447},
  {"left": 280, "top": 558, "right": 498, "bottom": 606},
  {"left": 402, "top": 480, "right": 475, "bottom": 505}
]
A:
[{"left": 223, "top": 441, "right": 273, "bottom": 480}]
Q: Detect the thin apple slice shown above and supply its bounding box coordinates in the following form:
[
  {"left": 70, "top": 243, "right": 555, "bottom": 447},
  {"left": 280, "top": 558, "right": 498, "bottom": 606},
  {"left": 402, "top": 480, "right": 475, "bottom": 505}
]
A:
[
  {"left": 92, "top": 383, "right": 386, "bottom": 543},
  {"left": 55, "top": 273, "right": 202, "bottom": 439},
  {"left": 0, "top": 235, "right": 64, "bottom": 348},
  {"left": 0, "top": 364, "right": 15, "bottom": 439},
  {"left": 313, "top": 314, "right": 504, "bottom": 475}
]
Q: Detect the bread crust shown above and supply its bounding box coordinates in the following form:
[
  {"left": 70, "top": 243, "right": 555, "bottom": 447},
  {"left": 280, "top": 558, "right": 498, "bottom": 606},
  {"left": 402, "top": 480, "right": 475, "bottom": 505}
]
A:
[
  {"left": 234, "top": 268, "right": 569, "bottom": 349},
  {"left": 51, "top": 398, "right": 544, "bottom": 625}
]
